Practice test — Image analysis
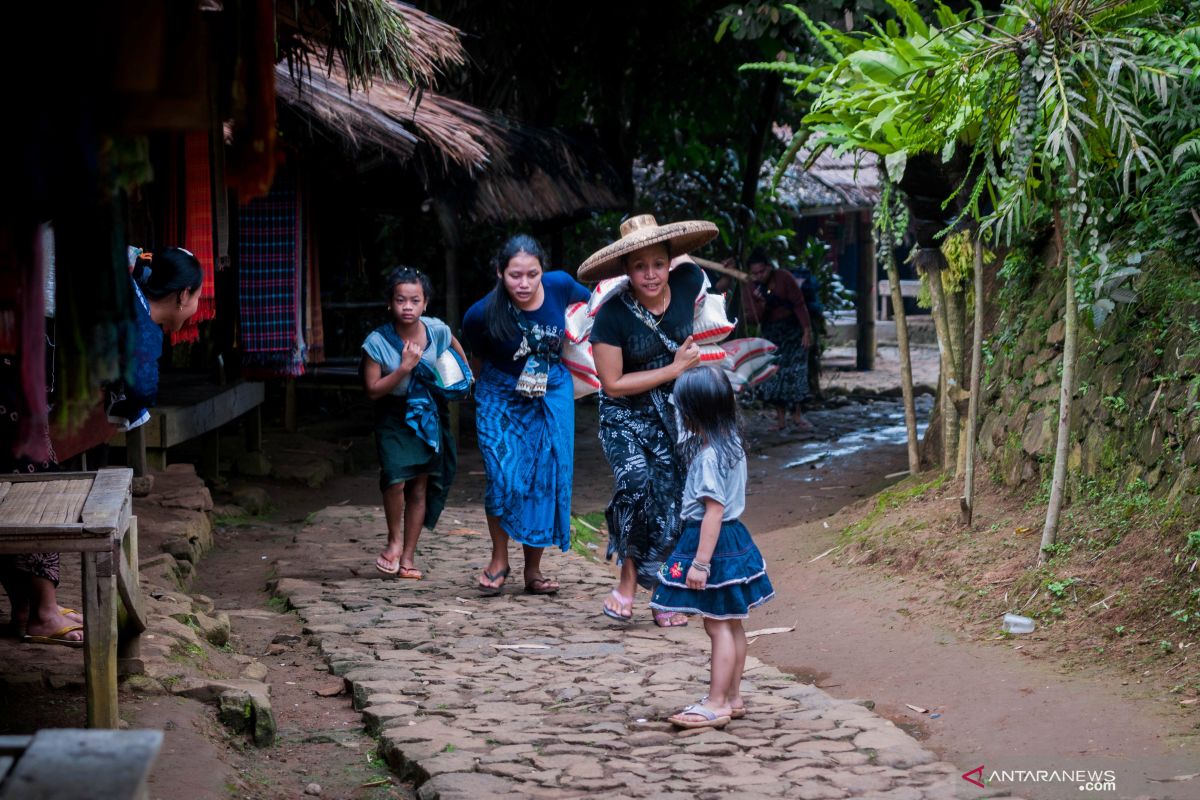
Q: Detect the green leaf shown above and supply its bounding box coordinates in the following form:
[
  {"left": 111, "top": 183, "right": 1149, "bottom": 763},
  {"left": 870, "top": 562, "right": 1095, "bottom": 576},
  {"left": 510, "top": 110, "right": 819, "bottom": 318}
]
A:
[
  {"left": 885, "top": 150, "right": 908, "bottom": 182},
  {"left": 848, "top": 50, "right": 910, "bottom": 85},
  {"left": 888, "top": 0, "right": 930, "bottom": 39},
  {"left": 715, "top": 15, "right": 731, "bottom": 44}
]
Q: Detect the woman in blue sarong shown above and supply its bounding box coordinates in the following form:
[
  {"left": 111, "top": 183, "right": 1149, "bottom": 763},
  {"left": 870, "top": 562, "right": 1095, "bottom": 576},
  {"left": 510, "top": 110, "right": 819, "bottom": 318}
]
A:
[{"left": 462, "top": 235, "right": 590, "bottom": 595}]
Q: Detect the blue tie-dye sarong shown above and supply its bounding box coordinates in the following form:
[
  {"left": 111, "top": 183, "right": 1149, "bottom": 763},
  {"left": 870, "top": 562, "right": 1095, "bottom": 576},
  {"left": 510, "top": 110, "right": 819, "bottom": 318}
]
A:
[{"left": 475, "top": 362, "right": 574, "bottom": 551}]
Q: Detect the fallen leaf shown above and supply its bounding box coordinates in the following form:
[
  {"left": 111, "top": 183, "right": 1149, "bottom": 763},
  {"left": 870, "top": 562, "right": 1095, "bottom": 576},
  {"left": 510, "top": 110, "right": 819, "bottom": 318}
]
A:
[
  {"left": 492, "top": 643, "right": 550, "bottom": 650},
  {"left": 1149, "top": 772, "right": 1199, "bottom": 783},
  {"left": 1014, "top": 526, "right": 1033, "bottom": 535},
  {"left": 905, "top": 703, "right": 928, "bottom": 714},
  {"left": 360, "top": 778, "right": 392, "bottom": 788},
  {"left": 315, "top": 682, "right": 344, "bottom": 697},
  {"left": 808, "top": 546, "right": 839, "bottom": 563},
  {"left": 445, "top": 527, "right": 481, "bottom": 536},
  {"left": 1180, "top": 698, "right": 1199, "bottom": 706},
  {"left": 744, "top": 626, "right": 795, "bottom": 637}
]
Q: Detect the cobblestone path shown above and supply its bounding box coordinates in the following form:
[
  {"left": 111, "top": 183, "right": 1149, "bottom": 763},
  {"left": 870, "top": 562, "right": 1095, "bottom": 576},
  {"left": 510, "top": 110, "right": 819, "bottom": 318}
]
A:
[{"left": 271, "top": 506, "right": 1010, "bottom": 800}]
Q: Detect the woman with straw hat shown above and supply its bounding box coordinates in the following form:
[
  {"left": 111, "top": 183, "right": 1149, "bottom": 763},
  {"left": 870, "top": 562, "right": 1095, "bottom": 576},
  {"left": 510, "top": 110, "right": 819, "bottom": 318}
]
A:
[{"left": 581, "top": 214, "right": 718, "bottom": 627}]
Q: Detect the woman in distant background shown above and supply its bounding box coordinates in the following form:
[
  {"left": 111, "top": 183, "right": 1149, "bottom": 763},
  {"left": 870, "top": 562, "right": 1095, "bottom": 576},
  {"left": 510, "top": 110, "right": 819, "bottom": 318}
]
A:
[
  {"left": 462, "top": 235, "right": 590, "bottom": 596},
  {"left": 743, "top": 249, "right": 814, "bottom": 431}
]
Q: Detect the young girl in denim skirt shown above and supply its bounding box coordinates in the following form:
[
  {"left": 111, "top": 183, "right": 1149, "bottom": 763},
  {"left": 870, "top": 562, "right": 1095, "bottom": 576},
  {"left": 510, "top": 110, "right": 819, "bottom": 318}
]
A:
[{"left": 650, "top": 365, "right": 774, "bottom": 729}]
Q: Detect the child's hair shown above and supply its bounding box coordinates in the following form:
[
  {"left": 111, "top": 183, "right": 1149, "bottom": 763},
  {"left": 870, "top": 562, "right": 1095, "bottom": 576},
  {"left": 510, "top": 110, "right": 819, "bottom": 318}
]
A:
[
  {"left": 384, "top": 266, "right": 433, "bottom": 302},
  {"left": 673, "top": 365, "right": 744, "bottom": 469},
  {"left": 484, "top": 234, "right": 545, "bottom": 341},
  {"left": 132, "top": 247, "right": 203, "bottom": 300}
]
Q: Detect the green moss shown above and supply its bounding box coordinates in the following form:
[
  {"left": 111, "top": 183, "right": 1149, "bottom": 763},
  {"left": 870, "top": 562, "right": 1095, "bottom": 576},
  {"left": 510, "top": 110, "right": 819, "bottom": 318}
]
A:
[{"left": 842, "top": 474, "right": 947, "bottom": 539}]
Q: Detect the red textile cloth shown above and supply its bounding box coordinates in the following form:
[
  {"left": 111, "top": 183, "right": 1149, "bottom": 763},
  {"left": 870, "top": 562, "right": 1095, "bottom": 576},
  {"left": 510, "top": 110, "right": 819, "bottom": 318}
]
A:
[
  {"left": 227, "top": 0, "right": 277, "bottom": 203},
  {"left": 173, "top": 131, "right": 216, "bottom": 344}
]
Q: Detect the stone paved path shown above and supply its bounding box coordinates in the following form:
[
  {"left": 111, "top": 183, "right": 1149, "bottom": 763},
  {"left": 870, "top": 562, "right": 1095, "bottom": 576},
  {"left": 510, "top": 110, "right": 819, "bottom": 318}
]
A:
[{"left": 271, "top": 505, "right": 1012, "bottom": 800}]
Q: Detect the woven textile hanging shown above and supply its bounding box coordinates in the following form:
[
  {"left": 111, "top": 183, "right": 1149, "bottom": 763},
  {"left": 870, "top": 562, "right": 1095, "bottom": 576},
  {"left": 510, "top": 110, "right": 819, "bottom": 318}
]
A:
[
  {"left": 237, "top": 176, "right": 306, "bottom": 378},
  {"left": 173, "top": 131, "right": 217, "bottom": 344}
]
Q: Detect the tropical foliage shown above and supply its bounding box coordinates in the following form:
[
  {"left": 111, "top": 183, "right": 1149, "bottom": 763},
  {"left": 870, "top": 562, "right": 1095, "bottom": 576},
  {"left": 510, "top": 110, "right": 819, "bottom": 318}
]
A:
[{"left": 749, "top": 0, "right": 1200, "bottom": 556}]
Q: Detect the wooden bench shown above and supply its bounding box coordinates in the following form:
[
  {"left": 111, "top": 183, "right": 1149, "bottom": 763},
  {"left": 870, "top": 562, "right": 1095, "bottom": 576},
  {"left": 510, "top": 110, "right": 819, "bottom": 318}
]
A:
[
  {"left": 877, "top": 278, "right": 921, "bottom": 320},
  {"left": 0, "top": 729, "right": 162, "bottom": 799},
  {"left": 110, "top": 378, "right": 264, "bottom": 481},
  {"left": 0, "top": 468, "right": 146, "bottom": 728}
]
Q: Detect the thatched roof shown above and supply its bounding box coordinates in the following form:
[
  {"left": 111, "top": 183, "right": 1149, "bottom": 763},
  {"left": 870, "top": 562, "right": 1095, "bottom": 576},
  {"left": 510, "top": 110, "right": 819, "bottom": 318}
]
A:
[
  {"left": 769, "top": 146, "right": 881, "bottom": 216},
  {"left": 277, "top": 1, "right": 465, "bottom": 91},
  {"left": 276, "top": 63, "right": 625, "bottom": 223},
  {"left": 464, "top": 125, "right": 626, "bottom": 225}
]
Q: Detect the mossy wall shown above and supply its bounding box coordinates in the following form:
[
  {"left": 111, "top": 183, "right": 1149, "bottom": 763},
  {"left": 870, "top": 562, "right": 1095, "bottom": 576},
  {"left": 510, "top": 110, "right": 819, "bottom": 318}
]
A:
[{"left": 977, "top": 249, "right": 1200, "bottom": 515}]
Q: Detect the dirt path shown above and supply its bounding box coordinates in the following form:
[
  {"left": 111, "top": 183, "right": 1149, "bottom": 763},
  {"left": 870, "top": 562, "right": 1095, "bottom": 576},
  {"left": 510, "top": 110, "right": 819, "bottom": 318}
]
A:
[
  {"left": 191, "top": 383, "right": 1198, "bottom": 799},
  {"left": 730, "top": 424, "right": 1200, "bottom": 800}
]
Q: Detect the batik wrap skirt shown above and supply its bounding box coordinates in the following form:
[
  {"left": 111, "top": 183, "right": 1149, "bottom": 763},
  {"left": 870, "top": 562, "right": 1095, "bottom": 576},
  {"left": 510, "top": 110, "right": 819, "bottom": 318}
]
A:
[
  {"left": 759, "top": 319, "right": 809, "bottom": 409},
  {"left": 475, "top": 363, "right": 574, "bottom": 551},
  {"left": 598, "top": 389, "right": 684, "bottom": 590}
]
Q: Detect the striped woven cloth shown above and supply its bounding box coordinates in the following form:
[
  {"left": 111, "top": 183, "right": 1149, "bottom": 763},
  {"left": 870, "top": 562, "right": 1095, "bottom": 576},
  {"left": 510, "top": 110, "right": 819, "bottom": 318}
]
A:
[
  {"left": 173, "top": 131, "right": 217, "bottom": 344},
  {"left": 238, "top": 177, "right": 306, "bottom": 377}
]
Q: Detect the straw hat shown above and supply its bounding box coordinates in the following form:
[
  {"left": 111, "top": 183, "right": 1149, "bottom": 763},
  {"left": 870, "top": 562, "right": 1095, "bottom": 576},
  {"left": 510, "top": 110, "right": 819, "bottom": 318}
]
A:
[{"left": 577, "top": 214, "right": 719, "bottom": 281}]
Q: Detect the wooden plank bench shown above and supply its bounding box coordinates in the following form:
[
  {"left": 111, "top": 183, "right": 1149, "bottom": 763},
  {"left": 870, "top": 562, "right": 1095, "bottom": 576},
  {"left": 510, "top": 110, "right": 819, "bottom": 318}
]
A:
[
  {"left": 0, "top": 729, "right": 162, "bottom": 799},
  {"left": 0, "top": 468, "right": 147, "bottom": 728},
  {"left": 877, "top": 278, "right": 921, "bottom": 320},
  {"left": 110, "top": 378, "right": 265, "bottom": 481}
]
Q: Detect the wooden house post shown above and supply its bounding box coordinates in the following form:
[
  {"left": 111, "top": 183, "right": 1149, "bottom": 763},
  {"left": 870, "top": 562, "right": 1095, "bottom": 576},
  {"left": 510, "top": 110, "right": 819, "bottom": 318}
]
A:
[{"left": 855, "top": 209, "right": 876, "bottom": 370}]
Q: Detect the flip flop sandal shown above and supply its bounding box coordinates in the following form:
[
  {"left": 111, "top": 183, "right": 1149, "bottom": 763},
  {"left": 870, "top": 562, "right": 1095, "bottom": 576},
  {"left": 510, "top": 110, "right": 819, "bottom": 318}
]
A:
[
  {"left": 375, "top": 555, "right": 401, "bottom": 576},
  {"left": 478, "top": 566, "right": 510, "bottom": 596},
  {"left": 652, "top": 610, "right": 689, "bottom": 628},
  {"left": 524, "top": 576, "right": 559, "bottom": 595},
  {"left": 701, "top": 695, "right": 746, "bottom": 719},
  {"left": 22, "top": 624, "right": 84, "bottom": 649},
  {"left": 396, "top": 566, "right": 423, "bottom": 580},
  {"left": 601, "top": 589, "right": 633, "bottom": 622},
  {"left": 669, "top": 703, "right": 731, "bottom": 730}
]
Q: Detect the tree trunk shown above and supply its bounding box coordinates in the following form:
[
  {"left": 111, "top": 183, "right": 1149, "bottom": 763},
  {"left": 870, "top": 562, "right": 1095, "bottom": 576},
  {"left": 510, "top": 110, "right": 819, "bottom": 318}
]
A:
[
  {"left": 1039, "top": 202, "right": 1077, "bottom": 562},
  {"left": 919, "top": 248, "right": 960, "bottom": 474},
  {"left": 947, "top": 285, "right": 968, "bottom": 476},
  {"left": 886, "top": 241, "right": 920, "bottom": 475},
  {"left": 962, "top": 237, "right": 985, "bottom": 525},
  {"left": 856, "top": 210, "right": 877, "bottom": 371}
]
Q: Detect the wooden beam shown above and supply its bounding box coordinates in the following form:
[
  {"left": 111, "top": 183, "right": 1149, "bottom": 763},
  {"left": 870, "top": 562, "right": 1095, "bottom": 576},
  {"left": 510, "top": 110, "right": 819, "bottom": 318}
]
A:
[
  {"left": 0, "top": 729, "right": 162, "bottom": 800},
  {"left": 117, "top": 523, "right": 147, "bottom": 638},
  {"left": 0, "top": 472, "right": 95, "bottom": 484},
  {"left": 125, "top": 425, "right": 148, "bottom": 477},
  {"left": 0, "top": 537, "right": 114, "bottom": 555},
  {"left": 855, "top": 209, "right": 877, "bottom": 370},
  {"left": 80, "top": 469, "right": 133, "bottom": 535},
  {"left": 244, "top": 406, "right": 263, "bottom": 453},
  {"left": 83, "top": 551, "right": 119, "bottom": 729}
]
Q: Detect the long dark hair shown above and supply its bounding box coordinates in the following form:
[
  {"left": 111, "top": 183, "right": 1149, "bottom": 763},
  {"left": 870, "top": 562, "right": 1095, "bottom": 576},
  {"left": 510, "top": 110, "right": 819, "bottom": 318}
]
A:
[
  {"left": 674, "top": 365, "right": 744, "bottom": 470},
  {"left": 484, "top": 234, "right": 546, "bottom": 341},
  {"left": 132, "top": 247, "right": 202, "bottom": 300},
  {"left": 384, "top": 266, "right": 434, "bottom": 303}
]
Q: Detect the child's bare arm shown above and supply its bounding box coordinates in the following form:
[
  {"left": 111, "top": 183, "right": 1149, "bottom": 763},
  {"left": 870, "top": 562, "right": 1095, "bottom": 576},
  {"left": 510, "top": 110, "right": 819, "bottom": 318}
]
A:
[{"left": 687, "top": 497, "right": 725, "bottom": 590}]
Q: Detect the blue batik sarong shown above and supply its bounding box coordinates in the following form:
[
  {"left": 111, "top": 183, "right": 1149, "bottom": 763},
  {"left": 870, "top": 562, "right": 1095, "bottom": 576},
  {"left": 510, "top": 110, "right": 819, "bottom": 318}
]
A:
[{"left": 475, "top": 362, "right": 574, "bottom": 551}]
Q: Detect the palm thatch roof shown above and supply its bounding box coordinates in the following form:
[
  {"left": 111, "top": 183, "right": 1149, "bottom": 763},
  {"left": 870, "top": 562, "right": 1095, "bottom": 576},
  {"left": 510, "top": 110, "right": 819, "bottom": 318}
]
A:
[
  {"left": 276, "top": 63, "right": 625, "bottom": 223},
  {"left": 769, "top": 146, "right": 881, "bottom": 216},
  {"left": 276, "top": 0, "right": 465, "bottom": 91}
]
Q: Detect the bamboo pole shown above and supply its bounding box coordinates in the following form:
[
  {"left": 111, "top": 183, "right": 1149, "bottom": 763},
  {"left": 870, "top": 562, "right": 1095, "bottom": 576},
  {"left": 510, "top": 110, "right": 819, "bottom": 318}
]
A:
[
  {"left": 885, "top": 237, "right": 920, "bottom": 475},
  {"left": 962, "top": 237, "right": 985, "bottom": 525},
  {"left": 1040, "top": 202, "right": 1077, "bottom": 562},
  {"left": 921, "top": 249, "right": 960, "bottom": 474}
]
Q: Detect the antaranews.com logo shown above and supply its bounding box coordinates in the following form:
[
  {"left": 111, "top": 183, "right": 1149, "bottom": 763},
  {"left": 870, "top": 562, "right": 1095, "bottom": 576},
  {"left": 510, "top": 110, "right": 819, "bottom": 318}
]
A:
[{"left": 962, "top": 765, "right": 1118, "bottom": 793}]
